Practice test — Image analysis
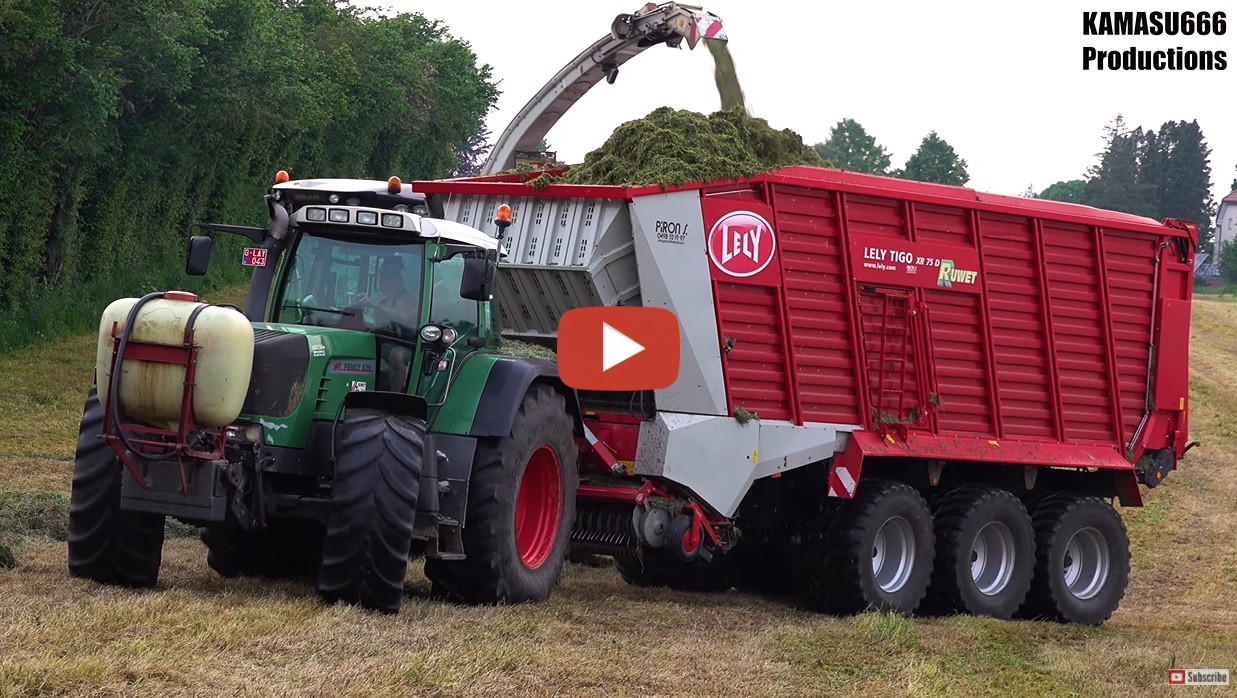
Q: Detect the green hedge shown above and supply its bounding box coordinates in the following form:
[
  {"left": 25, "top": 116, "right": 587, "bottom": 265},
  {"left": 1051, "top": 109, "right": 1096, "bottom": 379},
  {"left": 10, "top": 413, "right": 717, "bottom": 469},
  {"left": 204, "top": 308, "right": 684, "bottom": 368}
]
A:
[{"left": 0, "top": 0, "right": 497, "bottom": 353}]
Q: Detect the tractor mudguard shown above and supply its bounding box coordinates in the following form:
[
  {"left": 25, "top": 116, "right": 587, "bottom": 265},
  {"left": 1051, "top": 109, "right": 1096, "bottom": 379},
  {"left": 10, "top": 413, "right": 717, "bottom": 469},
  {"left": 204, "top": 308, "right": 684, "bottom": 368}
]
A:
[
  {"left": 344, "top": 390, "right": 428, "bottom": 422},
  {"left": 470, "top": 357, "right": 583, "bottom": 439}
]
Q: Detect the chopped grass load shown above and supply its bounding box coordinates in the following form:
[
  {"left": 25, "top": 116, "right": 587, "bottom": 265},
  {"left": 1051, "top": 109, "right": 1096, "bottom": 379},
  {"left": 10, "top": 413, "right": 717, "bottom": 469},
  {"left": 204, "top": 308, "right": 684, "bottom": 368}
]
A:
[{"left": 558, "top": 107, "right": 822, "bottom": 187}]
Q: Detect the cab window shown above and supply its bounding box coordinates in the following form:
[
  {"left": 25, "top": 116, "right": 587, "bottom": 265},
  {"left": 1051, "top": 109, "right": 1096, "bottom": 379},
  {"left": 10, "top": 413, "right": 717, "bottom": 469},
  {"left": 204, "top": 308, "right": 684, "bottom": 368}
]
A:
[{"left": 429, "top": 255, "right": 479, "bottom": 336}]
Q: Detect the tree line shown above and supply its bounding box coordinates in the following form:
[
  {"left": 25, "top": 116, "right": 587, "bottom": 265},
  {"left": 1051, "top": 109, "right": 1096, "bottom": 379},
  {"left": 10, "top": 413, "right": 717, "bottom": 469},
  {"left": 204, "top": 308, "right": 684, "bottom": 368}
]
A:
[
  {"left": 812, "top": 119, "right": 970, "bottom": 187},
  {"left": 811, "top": 116, "right": 1224, "bottom": 253},
  {"left": 0, "top": 0, "right": 496, "bottom": 353}
]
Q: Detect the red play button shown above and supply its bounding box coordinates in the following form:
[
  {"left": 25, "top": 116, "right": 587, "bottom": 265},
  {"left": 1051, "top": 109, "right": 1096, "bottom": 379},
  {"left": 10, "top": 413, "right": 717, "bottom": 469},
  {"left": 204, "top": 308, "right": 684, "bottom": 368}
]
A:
[{"left": 557, "top": 307, "right": 679, "bottom": 390}]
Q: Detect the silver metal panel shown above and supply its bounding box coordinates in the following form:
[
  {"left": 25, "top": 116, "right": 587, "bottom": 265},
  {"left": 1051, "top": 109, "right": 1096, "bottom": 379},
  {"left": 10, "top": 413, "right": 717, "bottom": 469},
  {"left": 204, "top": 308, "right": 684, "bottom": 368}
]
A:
[
  {"left": 437, "top": 193, "right": 638, "bottom": 340},
  {"left": 635, "top": 413, "right": 759, "bottom": 517},
  {"left": 636, "top": 415, "right": 859, "bottom": 517},
  {"left": 628, "top": 191, "right": 728, "bottom": 415},
  {"left": 753, "top": 422, "right": 857, "bottom": 479}
]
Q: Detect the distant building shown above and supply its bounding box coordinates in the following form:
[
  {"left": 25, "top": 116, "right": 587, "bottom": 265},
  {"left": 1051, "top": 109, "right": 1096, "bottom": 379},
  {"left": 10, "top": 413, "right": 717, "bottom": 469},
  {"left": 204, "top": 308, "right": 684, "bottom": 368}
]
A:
[{"left": 1209, "top": 190, "right": 1237, "bottom": 277}]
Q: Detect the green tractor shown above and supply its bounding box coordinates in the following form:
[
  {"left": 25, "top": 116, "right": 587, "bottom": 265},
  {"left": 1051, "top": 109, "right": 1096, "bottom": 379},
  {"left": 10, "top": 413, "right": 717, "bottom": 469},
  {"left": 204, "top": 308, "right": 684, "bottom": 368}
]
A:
[{"left": 69, "top": 176, "right": 581, "bottom": 613}]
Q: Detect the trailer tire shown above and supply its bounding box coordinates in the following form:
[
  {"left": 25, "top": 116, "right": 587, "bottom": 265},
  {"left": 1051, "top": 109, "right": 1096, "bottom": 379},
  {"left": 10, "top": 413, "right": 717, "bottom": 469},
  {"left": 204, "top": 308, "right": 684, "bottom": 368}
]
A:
[
  {"left": 424, "top": 385, "right": 577, "bottom": 604},
  {"left": 68, "top": 389, "right": 166, "bottom": 587},
  {"left": 923, "top": 486, "right": 1034, "bottom": 618},
  {"left": 804, "top": 479, "right": 934, "bottom": 615},
  {"left": 614, "top": 551, "right": 734, "bottom": 592},
  {"left": 1019, "top": 493, "right": 1129, "bottom": 625},
  {"left": 732, "top": 544, "right": 800, "bottom": 597},
  {"left": 202, "top": 521, "right": 323, "bottom": 580},
  {"left": 316, "top": 408, "right": 423, "bottom": 614}
]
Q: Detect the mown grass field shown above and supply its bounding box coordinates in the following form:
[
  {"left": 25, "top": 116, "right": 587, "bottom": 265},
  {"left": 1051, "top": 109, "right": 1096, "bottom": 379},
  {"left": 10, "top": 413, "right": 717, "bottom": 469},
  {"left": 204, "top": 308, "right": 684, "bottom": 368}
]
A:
[{"left": 0, "top": 294, "right": 1234, "bottom": 697}]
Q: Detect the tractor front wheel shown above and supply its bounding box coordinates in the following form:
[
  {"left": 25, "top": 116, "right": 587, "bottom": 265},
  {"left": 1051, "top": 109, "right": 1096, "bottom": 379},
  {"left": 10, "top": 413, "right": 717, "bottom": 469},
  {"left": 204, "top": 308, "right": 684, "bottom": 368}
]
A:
[
  {"left": 316, "top": 408, "right": 423, "bottom": 614},
  {"left": 67, "top": 389, "right": 166, "bottom": 587},
  {"left": 425, "top": 385, "right": 578, "bottom": 604}
]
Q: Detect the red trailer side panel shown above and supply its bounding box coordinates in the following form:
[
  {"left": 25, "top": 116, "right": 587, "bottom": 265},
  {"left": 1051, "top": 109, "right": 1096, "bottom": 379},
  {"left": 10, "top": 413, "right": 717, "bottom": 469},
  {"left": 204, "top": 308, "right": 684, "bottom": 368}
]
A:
[
  {"left": 1041, "top": 220, "right": 1119, "bottom": 444},
  {"left": 770, "top": 186, "right": 864, "bottom": 425},
  {"left": 978, "top": 213, "right": 1057, "bottom": 440}
]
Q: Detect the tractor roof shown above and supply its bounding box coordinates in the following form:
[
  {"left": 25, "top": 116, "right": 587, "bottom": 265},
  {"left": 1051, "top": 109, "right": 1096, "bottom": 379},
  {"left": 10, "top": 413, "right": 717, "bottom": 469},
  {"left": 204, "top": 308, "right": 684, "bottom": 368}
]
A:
[{"left": 273, "top": 178, "right": 427, "bottom": 212}]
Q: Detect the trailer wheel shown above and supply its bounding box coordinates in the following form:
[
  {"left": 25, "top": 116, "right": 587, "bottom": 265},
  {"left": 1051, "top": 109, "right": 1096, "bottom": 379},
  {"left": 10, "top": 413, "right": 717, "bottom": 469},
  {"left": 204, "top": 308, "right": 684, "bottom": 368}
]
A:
[
  {"left": 1020, "top": 493, "right": 1129, "bottom": 625},
  {"left": 424, "top": 385, "right": 578, "bottom": 604},
  {"left": 316, "top": 408, "right": 423, "bottom": 614},
  {"left": 614, "top": 551, "right": 734, "bottom": 592},
  {"left": 202, "top": 521, "right": 323, "bottom": 580},
  {"left": 804, "top": 479, "right": 934, "bottom": 615},
  {"left": 68, "top": 389, "right": 166, "bottom": 587},
  {"left": 923, "top": 486, "right": 1034, "bottom": 618}
]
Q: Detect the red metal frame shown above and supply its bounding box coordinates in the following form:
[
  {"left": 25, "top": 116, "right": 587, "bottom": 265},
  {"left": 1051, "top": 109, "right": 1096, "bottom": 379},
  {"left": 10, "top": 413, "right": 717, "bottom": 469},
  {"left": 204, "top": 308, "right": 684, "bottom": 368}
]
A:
[
  {"left": 101, "top": 295, "right": 226, "bottom": 494},
  {"left": 576, "top": 480, "right": 726, "bottom": 549},
  {"left": 577, "top": 480, "right": 662, "bottom": 506}
]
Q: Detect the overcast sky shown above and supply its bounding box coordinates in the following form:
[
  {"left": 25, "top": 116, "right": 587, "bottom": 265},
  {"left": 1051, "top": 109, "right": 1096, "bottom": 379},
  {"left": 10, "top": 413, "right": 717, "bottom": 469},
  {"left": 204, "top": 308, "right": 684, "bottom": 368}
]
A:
[{"left": 360, "top": 0, "right": 1236, "bottom": 212}]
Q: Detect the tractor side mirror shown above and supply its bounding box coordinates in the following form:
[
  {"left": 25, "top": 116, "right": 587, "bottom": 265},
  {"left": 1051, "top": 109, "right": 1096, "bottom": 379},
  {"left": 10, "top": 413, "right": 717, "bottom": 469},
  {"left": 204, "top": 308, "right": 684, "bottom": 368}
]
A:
[
  {"left": 186, "top": 236, "right": 213, "bottom": 276},
  {"left": 460, "top": 258, "right": 493, "bottom": 301}
]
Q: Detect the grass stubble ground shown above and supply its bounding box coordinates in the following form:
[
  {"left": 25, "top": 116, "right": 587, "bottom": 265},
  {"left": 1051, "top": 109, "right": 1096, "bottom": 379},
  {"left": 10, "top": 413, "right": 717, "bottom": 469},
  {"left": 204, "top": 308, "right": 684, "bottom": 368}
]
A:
[{"left": 0, "top": 292, "right": 1233, "bottom": 697}]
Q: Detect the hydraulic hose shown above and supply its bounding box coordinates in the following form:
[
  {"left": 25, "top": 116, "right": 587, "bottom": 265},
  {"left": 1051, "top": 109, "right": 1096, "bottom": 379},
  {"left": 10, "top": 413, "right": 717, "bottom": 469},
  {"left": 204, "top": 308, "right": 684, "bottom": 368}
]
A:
[{"left": 109, "top": 292, "right": 184, "bottom": 461}]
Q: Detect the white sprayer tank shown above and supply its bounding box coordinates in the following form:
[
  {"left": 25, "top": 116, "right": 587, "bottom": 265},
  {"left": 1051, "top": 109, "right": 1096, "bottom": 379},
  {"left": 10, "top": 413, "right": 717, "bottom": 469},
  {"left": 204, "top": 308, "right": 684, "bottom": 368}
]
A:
[{"left": 96, "top": 296, "right": 255, "bottom": 428}]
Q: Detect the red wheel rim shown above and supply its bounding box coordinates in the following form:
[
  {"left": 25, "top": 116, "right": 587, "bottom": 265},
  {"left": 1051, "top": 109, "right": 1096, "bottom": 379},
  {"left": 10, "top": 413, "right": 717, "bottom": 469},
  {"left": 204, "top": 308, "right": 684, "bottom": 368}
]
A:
[{"left": 515, "top": 445, "right": 563, "bottom": 570}]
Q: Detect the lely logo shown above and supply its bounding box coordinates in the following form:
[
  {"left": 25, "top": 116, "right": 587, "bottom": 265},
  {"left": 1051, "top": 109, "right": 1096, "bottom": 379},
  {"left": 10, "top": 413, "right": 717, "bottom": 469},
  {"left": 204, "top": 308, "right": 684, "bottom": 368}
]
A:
[{"left": 707, "top": 210, "right": 777, "bottom": 277}]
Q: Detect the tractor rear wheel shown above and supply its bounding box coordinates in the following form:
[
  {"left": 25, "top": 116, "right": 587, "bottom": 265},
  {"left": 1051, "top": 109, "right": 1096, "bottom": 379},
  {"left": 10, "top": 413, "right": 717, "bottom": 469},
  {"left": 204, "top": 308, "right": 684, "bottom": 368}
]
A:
[
  {"left": 1019, "top": 493, "right": 1129, "bottom": 625},
  {"left": 425, "top": 385, "right": 578, "bottom": 604},
  {"left": 923, "top": 485, "right": 1035, "bottom": 618},
  {"left": 202, "top": 520, "right": 323, "bottom": 580},
  {"left": 803, "top": 479, "right": 934, "bottom": 615},
  {"left": 68, "top": 389, "right": 166, "bottom": 587},
  {"left": 316, "top": 408, "right": 423, "bottom": 614}
]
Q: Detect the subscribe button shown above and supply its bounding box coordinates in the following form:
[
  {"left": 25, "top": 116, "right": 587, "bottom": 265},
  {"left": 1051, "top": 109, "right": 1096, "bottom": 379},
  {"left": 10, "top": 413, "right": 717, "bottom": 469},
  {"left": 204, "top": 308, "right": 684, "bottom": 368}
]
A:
[{"left": 558, "top": 307, "right": 679, "bottom": 390}]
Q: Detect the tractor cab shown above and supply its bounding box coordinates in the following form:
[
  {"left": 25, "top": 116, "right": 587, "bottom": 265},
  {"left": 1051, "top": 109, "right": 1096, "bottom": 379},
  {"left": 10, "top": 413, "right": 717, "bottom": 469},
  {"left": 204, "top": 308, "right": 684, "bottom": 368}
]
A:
[{"left": 189, "top": 175, "right": 502, "bottom": 402}]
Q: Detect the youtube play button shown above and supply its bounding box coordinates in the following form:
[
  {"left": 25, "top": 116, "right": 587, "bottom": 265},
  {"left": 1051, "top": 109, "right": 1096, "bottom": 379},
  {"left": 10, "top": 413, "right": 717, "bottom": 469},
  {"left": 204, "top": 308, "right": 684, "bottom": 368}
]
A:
[{"left": 558, "top": 307, "right": 679, "bottom": 390}]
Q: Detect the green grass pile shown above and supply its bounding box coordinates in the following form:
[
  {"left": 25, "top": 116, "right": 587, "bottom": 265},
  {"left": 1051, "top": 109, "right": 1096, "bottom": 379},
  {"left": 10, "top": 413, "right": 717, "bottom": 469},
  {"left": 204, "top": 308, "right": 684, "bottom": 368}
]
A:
[
  {"left": 496, "top": 338, "right": 557, "bottom": 363},
  {"left": 0, "top": 537, "right": 15, "bottom": 568},
  {"left": 0, "top": 489, "right": 70, "bottom": 540},
  {"left": 557, "top": 106, "right": 821, "bottom": 187}
]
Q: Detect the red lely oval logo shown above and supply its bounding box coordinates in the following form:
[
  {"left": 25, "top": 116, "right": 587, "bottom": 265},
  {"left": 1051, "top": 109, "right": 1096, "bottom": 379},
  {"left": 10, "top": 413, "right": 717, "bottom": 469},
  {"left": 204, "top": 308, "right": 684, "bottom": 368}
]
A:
[{"left": 707, "top": 211, "right": 777, "bottom": 277}]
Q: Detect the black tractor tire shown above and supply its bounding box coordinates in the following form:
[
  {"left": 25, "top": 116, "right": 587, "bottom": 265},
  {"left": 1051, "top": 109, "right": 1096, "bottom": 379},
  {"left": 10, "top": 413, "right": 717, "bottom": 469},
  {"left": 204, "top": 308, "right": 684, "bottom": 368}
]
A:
[
  {"left": 614, "top": 550, "right": 734, "bottom": 592},
  {"left": 201, "top": 520, "right": 324, "bottom": 581},
  {"left": 425, "top": 385, "right": 578, "bottom": 604},
  {"left": 803, "top": 479, "right": 934, "bottom": 616},
  {"left": 68, "top": 389, "right": 166, "bottom": 587},
  {"left": 1019, "top": 493, "right": 1130, "bottom": 625},
  {"left": 316, "top": 408, "right": 423, "bottom": 615},
  {"left": 922, "top": 485, "right": 1035, "bottom": 618}
]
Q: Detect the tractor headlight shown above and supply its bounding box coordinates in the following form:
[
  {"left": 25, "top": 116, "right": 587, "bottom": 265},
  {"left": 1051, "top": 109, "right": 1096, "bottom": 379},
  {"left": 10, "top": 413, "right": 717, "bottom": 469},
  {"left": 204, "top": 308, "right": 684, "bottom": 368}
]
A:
[
  {"left": 243, "top": 424, "right": 262, "bottom": 443},
  {"left": 357, "top": 211, "right": 378, "bottom": 225},
  {"left": 305, "top": 207, "right": 327, "bottom": 222},
  {"left": 227, "top": 424, "right": 263, "bottom": 443},
  {"left": 440, "top": 327, "right": 458, "bottom": 344},
  {"left": 328, "top": 209, "right": 349, "bottom": 223},
  {"left": 420, "top": 324, "right": 443, "bottom": 342}
]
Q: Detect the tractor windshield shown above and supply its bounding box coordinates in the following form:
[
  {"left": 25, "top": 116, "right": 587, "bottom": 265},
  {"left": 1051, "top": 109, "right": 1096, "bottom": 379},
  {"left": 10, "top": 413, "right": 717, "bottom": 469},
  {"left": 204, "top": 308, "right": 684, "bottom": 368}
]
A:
[{"left": 276, "top": 232, "right": 425, "bottom": 340}]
